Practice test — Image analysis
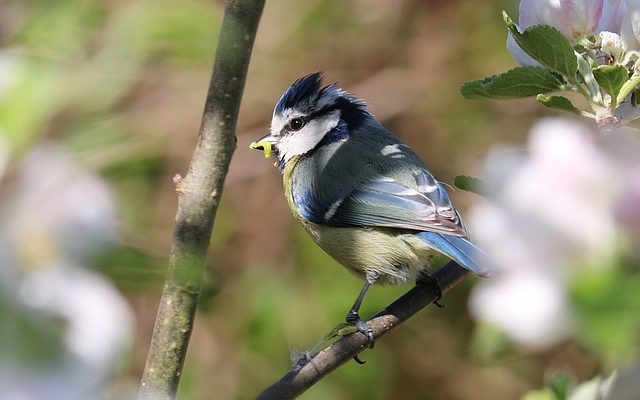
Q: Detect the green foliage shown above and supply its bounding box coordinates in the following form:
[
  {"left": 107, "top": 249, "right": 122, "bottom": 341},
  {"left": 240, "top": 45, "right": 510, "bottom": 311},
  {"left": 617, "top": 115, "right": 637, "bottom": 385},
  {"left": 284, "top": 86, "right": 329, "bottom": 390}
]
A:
[
  {"left": 469, "top": 322, "right": 510, "bottom": 362},
  {"left": 576, "top": 54, "right": 604, "bottom": 104},
  {"left": 0, "top": 58, "right": 66, "bottom": 152},
  {"left": 503, "top": 12, "right": 577, "bottom": 78},
  {"left": 463, "top": 11, "right": 640, "bottom": 122},
  {"left": 522, "top": 369, "right": 640, "bottom": 400},
  {"left": 96, "top": 247, "right": 166, "bottom": 292},
  {"left": 617, "top": 74, "right": 640, "bottom": 105},
  {"left": 521, "top": 388, "right": 557, "bottom": 400},
  {"left": 454, "top": 175, "right": 486, "bottom": 196},
  {"left": 0, "top": 301, "right": 66, "bottom": 364},
  {"left": 570, "top": 266, "right": 640, "bottom": 364},
  {"left": 460, "top": 67, "right": 564, "bottom": 99},
  {"left": 592, "top": 65, "right": 628, "bottom": 100},
  {"left": 536, "top": 94, "right": 581, "bottom": 115},
  {"left": 547, "top": 371, "right": 573, "bottom": 400}
]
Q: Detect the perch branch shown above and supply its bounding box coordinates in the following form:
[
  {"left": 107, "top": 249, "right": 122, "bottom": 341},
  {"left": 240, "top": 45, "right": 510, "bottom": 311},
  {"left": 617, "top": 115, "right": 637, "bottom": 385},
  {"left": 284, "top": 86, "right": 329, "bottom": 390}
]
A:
[
  {"left": 256, "top": 260, "right": 469, "bottom": 400},
  {"left": 138, "top": 1, "right": 265, "bottom": 398}
]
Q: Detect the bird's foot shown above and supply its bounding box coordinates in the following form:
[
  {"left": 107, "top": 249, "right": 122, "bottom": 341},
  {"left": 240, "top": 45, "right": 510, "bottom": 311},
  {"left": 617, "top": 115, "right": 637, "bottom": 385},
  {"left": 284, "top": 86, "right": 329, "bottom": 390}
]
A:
[
  {"left": 310, "top": 316, "right": 373, "bottom": 365},
  {"left": 344, "top": 310, "right": 374, "bottom": 364},
  {"left": 345, "top": 310, "right": 375, "bottom": 349},
  {"left": 417, "top": 273, "right": 445, "bottom": 308}
]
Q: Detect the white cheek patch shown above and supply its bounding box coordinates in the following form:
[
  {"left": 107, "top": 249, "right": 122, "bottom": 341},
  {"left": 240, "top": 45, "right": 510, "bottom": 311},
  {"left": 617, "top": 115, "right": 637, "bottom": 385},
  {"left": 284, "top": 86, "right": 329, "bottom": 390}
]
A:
[
  {"left": 270, "top": 115, "right": 286, "bottom": 135},
  {"left": 278, "top": 110, "right": 341, "bottom": 163}
]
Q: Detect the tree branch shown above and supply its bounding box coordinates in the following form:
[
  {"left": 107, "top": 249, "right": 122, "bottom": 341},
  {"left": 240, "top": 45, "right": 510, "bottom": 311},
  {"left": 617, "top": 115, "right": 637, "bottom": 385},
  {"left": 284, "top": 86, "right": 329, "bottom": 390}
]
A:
[
  {"left": 138, "top": 1, "right": 265, "bottom": 399},
  {"left": 256, "top": 260, "right": 469, "bottom": 400}
]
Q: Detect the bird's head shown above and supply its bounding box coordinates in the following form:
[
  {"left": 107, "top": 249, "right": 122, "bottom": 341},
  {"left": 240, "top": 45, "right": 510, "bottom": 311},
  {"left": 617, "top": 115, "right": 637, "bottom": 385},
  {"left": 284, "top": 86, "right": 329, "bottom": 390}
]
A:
[{"left": 250, "top": 72, "right": 371, "bottom": 170}]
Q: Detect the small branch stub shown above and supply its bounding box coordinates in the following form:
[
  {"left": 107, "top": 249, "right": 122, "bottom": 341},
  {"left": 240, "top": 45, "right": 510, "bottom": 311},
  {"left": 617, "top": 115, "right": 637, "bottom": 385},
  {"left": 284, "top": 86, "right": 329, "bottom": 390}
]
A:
[{"left": 173, "top": 174, "right": 185, "bottom": 193}]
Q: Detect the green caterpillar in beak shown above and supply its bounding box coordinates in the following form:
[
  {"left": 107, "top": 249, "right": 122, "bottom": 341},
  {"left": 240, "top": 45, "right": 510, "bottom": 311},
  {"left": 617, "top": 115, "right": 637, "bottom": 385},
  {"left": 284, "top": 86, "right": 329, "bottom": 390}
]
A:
[{"left": 249, "top": 140, "right": 273, "bottom": 159}]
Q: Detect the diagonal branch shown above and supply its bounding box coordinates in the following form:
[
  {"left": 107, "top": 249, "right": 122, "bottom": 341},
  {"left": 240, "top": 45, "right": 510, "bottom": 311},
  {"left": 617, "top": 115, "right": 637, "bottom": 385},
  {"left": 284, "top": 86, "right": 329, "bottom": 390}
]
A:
[
  {"left": 138, "top": 1, "right": 265, "bottom": 399},
  {"left": 256, "top": 260, "right": 469, "bottom": 400}
]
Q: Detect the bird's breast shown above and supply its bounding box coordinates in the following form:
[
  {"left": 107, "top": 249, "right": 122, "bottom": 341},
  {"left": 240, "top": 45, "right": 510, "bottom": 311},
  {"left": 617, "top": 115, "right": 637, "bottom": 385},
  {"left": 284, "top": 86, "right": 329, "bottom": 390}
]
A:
[{"left": 282, "top": 156, "right": 308, "bottom": 225}]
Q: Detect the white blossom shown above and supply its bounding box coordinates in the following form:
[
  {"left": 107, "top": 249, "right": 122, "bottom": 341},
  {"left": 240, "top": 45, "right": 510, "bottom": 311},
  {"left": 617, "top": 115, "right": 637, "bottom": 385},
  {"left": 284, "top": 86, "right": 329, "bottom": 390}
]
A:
[
  {"left": 0, "top": 143, "right": 132, "bottom": 400},
  {"left": 468, "top": 118, "right": 639, "bottom": 347},
  {"left": 507, "top": 0, "right": 640, "bottom": 65},
  {"left": 518, "top": 0, "right": 604, "bottom": 39}
]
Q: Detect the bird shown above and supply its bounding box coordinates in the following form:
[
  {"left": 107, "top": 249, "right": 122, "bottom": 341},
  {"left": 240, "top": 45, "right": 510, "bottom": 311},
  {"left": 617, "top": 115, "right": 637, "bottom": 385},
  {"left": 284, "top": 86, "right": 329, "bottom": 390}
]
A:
[{"left": 250, "top": 72, "right": 490, "bottom": 343}]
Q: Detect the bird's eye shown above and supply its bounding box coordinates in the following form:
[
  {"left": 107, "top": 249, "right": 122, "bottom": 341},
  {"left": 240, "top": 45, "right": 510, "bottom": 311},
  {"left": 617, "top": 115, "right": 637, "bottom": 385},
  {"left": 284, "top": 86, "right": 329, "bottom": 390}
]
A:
[{"left": 288, "top": 117, "right": 306, "bottom": 131}]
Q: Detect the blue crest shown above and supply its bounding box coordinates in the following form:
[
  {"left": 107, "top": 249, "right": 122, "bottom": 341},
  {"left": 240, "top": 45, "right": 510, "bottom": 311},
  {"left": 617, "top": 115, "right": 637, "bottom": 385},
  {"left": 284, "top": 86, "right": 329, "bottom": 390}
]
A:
[
  {"left": 274, "top": 73, "right": 372, "bottom": 133},
  {"left": 274, "top": 72, "right": 324, "bottom": 114}
]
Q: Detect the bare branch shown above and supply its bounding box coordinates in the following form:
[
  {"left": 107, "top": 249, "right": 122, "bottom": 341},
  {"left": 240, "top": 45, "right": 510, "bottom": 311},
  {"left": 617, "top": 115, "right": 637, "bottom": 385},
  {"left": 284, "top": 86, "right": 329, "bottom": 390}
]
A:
[
  {"left": 256, "top": 261, "right": 469, "bottom": 400},
  {"left": 138, "top": 1, "right": 265, "bottom": 399}
]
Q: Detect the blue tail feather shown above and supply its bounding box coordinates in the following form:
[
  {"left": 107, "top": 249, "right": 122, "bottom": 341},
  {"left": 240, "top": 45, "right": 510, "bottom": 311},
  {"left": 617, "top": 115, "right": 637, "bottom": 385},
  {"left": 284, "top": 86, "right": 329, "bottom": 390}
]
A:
[{"left": 417, "top": 232, "right": 491, "bottom": 277}]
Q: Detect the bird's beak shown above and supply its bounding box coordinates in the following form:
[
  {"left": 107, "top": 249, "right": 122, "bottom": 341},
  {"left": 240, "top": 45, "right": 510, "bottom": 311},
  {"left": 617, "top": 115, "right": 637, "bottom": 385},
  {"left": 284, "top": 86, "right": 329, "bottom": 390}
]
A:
[{"left": 249, "top": 133, "right": 276, "bottom": 159}]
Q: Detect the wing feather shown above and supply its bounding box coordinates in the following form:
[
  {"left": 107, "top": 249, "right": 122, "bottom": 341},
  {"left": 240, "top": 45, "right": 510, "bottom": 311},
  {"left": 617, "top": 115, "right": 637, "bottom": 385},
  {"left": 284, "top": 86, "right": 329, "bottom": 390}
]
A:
[{"left": 323, "top": 172, "right": 468, "bottom": 236}]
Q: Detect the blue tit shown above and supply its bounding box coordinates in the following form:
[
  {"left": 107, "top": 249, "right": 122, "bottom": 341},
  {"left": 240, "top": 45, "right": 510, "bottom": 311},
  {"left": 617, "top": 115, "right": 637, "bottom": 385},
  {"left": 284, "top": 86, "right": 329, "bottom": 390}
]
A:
[{"left": 250, "top": 72, "right": 490, "bottom": 340}]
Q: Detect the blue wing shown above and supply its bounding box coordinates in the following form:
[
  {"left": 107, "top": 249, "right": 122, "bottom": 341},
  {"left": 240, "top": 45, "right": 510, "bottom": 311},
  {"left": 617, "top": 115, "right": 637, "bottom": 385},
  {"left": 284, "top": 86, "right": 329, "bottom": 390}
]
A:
[
  {"left": 292, "top": 169, "right": 492, "bottom": 276},
  {"left": 416, "top": 232, "right": 491, "bottom": 277},
  {"left": 305, "top": 170, "right": 468, "bottom": 237}
]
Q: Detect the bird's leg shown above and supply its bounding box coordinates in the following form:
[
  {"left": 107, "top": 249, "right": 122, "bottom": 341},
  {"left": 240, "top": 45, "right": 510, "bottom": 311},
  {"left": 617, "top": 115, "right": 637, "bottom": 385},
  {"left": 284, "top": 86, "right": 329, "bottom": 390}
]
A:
[
  {"left": 304, "top": 273, "right": 378, "bottom": 362},
  {"left": 345, "top": 271, "right": 378, "bottom": 349},
  {"left": 417, "top": 272, "right": 445, "bottom": 308}
]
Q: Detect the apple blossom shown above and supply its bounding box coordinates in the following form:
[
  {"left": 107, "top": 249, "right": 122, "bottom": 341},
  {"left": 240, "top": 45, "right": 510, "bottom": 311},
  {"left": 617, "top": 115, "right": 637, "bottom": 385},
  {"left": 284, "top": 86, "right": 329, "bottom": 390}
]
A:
[
  {"left": 508, "top": 0, "right": 640, "bottom": 65},
  {"left": 0, "top": 143, "right": 133, "bottom": 400},
  {"left": 518, "top": 0, "right": 604, "bottom": 39},
  {"left": 468, "top": 118, "right": 639, "bottom": 347}
]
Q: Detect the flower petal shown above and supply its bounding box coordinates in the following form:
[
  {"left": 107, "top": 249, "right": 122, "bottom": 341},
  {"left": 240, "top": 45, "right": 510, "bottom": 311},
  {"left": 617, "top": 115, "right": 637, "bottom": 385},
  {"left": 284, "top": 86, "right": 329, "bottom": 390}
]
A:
[
  {"left": 623, "top": 0, "right": 640, "bottom": 48},
  {"left": 597, "top": 0, "right": 626, "bottom": 32},
  {"left": 560, "top": 0, "right": 604, "bottom": 37}
]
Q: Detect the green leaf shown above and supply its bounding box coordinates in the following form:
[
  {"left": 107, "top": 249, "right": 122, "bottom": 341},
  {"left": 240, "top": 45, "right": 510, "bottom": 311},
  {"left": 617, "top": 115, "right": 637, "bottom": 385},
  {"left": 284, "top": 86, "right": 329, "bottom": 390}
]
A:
[
  {"left": 459, "top": 76, "right": 494, "bottom": 98},
  {"left": 536, "top": 94, "right": 581, "bottom": 115},
  {"left": 593, "top": 64, "right": 628, "bottom": 100},
  {"left": 547, "top": 371, "right": 574, "bottom": 400},
  {"left": 503, "top": 11, "right": 577, "bottom": 79},
  {"left": 571, "top": 266, "right": 640, "bottom": 362},
  {"left": 460, "top": 66, "right": 564, "bottom": 99},
  {"left": 616, "top": 73, "right": 640, "bottom": 105},
  {"left": 454, "top": 175, "right": 486, "bottom": 196},
  {"left": 577, "top": 53, "right": 603, "bottom": 103}
]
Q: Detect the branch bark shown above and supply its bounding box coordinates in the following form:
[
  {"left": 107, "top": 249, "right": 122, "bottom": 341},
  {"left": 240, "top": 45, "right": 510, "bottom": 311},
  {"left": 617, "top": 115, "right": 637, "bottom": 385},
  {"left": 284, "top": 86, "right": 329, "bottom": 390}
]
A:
[
  {"left": 256, "top": 260, "right": 469, "bottom": 400},
  {"left": 139, "top": 1, "right": 265, "bottom": 398}
]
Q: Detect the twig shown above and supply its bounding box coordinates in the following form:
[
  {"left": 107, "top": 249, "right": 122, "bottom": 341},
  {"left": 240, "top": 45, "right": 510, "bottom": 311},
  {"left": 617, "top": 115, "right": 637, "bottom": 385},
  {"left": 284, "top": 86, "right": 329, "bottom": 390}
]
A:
[
  {"left": 256, "top": 261, "right": 469, "bottom": 400},
  {"left": 138, "top": 1, "right": 265, "bottom": 399}
]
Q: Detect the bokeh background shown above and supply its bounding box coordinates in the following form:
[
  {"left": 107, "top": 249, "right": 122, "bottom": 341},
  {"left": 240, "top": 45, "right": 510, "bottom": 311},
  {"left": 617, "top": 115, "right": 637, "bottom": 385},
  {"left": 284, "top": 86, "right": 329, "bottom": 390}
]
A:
[{"left": 2, "top": 0, "right": 638, "bottom": 399}]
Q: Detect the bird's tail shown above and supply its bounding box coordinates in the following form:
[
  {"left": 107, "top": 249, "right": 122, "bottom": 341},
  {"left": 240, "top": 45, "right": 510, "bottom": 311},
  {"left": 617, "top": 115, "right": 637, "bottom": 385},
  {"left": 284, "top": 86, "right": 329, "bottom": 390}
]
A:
[{"left": 417, "top": 232, "right": 491, "bottom": 277}]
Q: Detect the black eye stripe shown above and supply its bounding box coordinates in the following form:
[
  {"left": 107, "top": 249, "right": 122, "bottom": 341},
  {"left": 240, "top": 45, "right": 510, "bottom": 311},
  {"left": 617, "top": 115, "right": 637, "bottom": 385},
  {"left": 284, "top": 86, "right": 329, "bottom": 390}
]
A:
[
  {"left": 308, "top": 105, "right": 337, "bottom": 120},
  {"left": 285, "top": 107, "right": 334, "bottom": 132},
  {"left": 278, "top": 96, "right": 364, "bottom": 136}
]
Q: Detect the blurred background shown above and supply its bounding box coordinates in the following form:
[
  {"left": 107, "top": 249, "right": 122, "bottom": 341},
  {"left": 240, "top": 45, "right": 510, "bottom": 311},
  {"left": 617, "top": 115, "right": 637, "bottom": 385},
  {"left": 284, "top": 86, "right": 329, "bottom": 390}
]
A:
[{"left": 1, "top": 0, "right": 638, "bottom": 399}]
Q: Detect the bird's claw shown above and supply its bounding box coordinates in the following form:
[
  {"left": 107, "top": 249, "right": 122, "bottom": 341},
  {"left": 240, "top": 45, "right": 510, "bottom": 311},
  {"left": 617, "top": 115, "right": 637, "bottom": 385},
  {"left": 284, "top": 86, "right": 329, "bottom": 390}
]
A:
[
  {"left": 344, "top": 312, "right": 374, "bottom": 364},
  {"left": 417, "top": 273, "right": 445, "bottom": 308},
  {"left": 353, "top": 355, "right": 367, "bottom": 364}
]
